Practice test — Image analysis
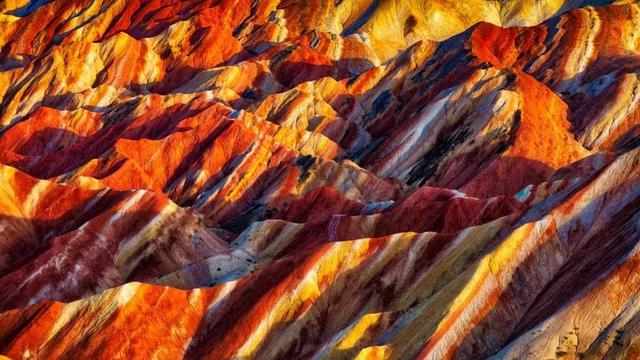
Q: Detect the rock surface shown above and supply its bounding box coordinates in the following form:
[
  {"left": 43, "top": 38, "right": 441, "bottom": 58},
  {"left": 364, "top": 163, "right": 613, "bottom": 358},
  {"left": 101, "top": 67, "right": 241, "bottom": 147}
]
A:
[{"left": 0, "top": 0, "right": 639, "bottom": 359}]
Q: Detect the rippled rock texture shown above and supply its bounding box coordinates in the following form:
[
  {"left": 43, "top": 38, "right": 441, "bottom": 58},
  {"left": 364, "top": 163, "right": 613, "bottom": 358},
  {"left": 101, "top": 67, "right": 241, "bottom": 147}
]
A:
[{"left": 0, "top": 0, "right": 639, "bottom": 359}]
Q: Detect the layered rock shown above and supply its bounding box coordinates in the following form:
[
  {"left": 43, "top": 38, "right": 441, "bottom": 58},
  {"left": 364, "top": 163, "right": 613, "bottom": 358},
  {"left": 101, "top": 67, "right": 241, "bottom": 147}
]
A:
[{"left": 0, "top": 1, "right": 638, "bottom": 359}]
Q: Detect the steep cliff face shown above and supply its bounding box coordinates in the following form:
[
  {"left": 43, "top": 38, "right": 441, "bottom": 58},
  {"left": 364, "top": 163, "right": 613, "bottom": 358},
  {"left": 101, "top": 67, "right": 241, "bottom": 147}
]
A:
[{"left": 0, "top": 1, "right": 639, "bottom": 359}]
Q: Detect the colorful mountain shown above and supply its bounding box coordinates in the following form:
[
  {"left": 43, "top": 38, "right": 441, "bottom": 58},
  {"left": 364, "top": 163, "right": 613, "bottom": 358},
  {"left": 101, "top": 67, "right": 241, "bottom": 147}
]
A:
[{"left": 0, "top": 0, "right": 639, "bottom": 359}]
